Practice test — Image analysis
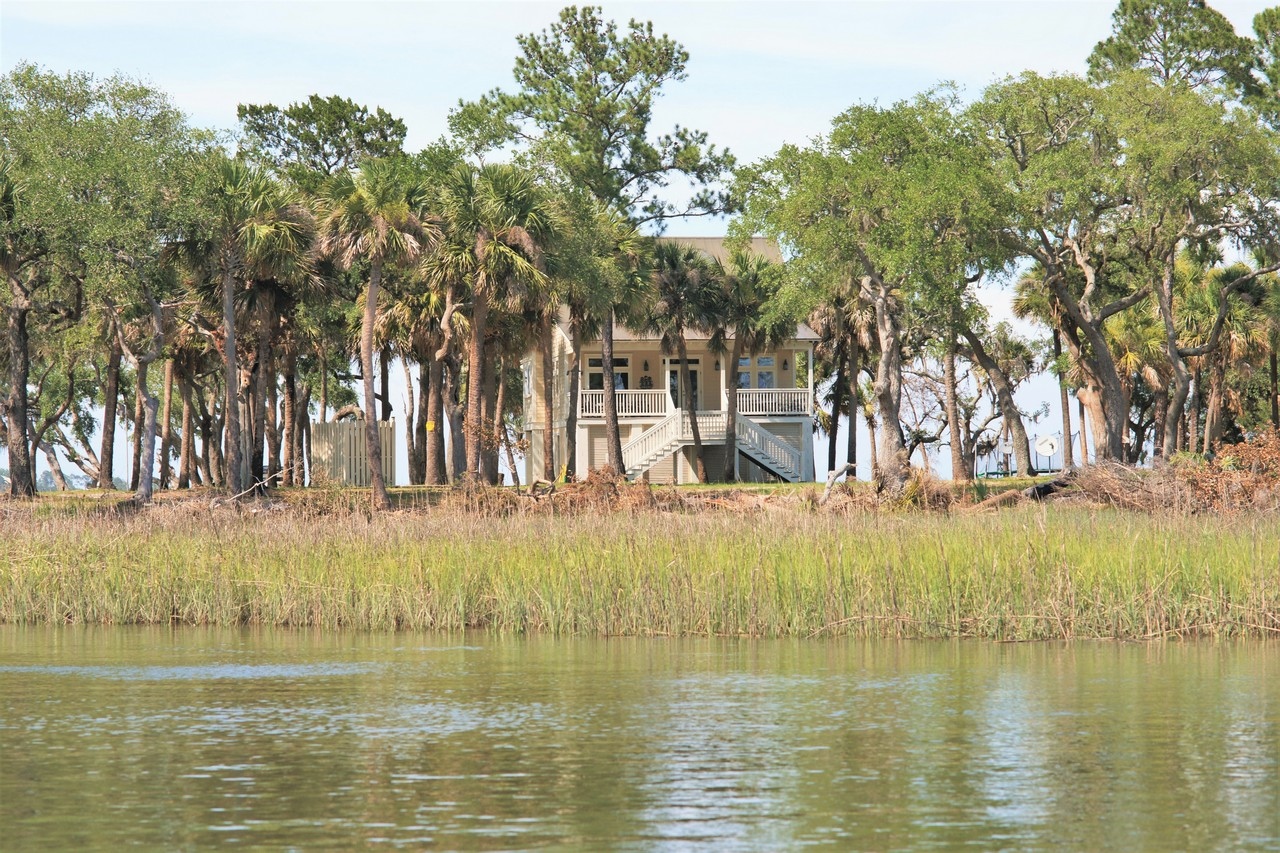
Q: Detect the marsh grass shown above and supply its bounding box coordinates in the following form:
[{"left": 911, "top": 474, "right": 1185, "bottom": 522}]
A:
[{"left": 4, "top": 501, "right": 1279, "bottom": 639}]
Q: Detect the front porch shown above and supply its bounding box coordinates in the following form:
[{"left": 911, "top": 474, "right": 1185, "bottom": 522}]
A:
[{"left": 577, "top": 387, "right": 814, "bottom": 419}]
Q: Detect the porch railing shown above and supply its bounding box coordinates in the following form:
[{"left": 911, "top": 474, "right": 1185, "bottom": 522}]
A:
[
  {"left": 735, "top": 389, "right": 812, "bottom": 416},
  {"left": 579, "top": 389, "right": 669, "bottom": 418}
]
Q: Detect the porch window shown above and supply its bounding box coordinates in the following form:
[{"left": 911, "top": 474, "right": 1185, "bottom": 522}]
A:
[{"left": 587, "top": 357, "right": 629, "bottom": 390}]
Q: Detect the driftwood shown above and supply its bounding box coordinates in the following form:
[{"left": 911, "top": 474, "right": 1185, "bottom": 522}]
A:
[
  {"left": 522, "top": 479, "right": 557, "bottom": 499},
  {"left": 1023, "top": 469, "right": 1078, "bottom": 501},
  {"left": 818, "top": 463, "right": 857, "bottom": 507}
]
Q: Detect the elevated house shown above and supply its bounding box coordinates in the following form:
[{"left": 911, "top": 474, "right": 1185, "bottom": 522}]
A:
[{"left": 522, "top": 237, "right": 817, "bottom": 484}]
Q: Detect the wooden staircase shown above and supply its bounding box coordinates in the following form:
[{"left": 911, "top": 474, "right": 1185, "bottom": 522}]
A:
[{"left": 621, "top": 411, "right": 803, "bottom": 482}]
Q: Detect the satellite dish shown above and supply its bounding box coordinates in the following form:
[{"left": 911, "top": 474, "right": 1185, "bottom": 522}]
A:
[{"left": 1035, "top": 435, "right": 1060, "bottom": 456}]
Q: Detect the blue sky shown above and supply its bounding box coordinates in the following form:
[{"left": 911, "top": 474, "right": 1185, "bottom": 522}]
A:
[{"left": 2, "top": 1, "right": 1273, "bottom": 479}]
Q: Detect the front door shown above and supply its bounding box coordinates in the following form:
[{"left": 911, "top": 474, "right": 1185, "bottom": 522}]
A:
[{"left": 669, "top": 367, "right": 699, "bottom": 411}]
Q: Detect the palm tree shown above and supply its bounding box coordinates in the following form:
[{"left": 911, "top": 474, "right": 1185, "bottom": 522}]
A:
[
  {"left": 435, "top": 163, "right": 553, "bottom": 484},
  {"left": 645, "top": 242, "right": 720, "bottom": 482},
  {"left": 712, "top": 248, "right": 790, "bottom": 482},
  {"left": 175, "top": 155, "right": 312, "bottom": 497},
  {"left": 317, "top": 157, "right": 438, "bottom": 510}
]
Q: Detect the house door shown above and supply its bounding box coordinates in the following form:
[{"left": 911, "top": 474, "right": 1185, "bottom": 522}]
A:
[{"left": 669, "top": 367, "right": 699, "bottom": 411}]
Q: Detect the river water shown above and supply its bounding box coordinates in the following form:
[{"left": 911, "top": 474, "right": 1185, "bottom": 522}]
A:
[{"left": 1, "top": 627, "right": 1277, "bottom": 850}]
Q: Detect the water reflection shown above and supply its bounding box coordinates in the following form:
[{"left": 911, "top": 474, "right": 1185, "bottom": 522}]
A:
[{"left": 1, "top": 628, "right": 1278, "bottom": 849}]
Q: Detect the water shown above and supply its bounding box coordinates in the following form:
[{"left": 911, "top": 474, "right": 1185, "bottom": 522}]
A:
[{"left": 2, "top": 627, "right": 1278, "bottom": 850}]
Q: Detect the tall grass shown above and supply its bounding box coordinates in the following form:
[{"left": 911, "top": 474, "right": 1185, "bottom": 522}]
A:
[{"left": 3, "top": 504, "right": 1279, "bottom": 638}]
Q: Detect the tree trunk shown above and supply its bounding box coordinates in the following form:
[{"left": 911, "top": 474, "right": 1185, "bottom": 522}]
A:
[
  {"left": 1203, "top": 355, "right": 1227, "bottom": 454},
  {"left": 296, "top": 387, "right": 311, "bottom": 486},
  {"left": 540, "top": 318, "right": 557, "bottom": 481},
  {"left": 130, "top": 382, "right": 143, "bottom": 491},
  {"left": 220, "top": 267, "right": 244, "bottom": 495},
  {"left": 870, "top": 284, "right": 907, "bottom": 492},
  {"left": 828, "top": 337, "right": 846, "bottom": 476},
  {"left": 962, "top": 328, "right": 1032, "bottom": 479},
  {"left": 1053, "top": 330, "right": 1074, "bottom": 469},
  {"left": 41, "top": 442, "right": 68, "bottom": 490},
  {"left": 723, "top": 337, "right": 745, "bottom": 482},
  {"left": 426, "top": 357, "right": 447, "bottom": 485},
  {"left": 464, "top": 289, "right": 490, "bottom": 483},
  {"left": 380, "top": 346, "right": 393, "bottom": 422},
  {"left": 178, "top": 373, "right": 194, "bottom": 489},
  {"left": 445, "top": 357, "right": 466, "bottom": 483},
  {"left": 565, "top": 327, "right": 582, "bottom": 479},
  {"left": 97, "top": 328, "right": 122, "bottom": 489},
  {"left": 1271, "top": 350, "right": 1280, "bottom": 432},
  {"left": 156, "top": 358, "right": 174, "bottom": 488},
  {"left": 943, "top": 337, "right": 968, "bottom": 482},
  {"left": 482, "top": 352, "right": 501, "bottom": 485},
  {"left": 5, "top": 295, "right": 35, "bottom": 497},
  {"left": 281, "top": 354, "right": 297, "bottom": 487},
  {"left": 361, "top": 259, "right": 392, "bottom": 510},
  {"left": 135, "top": 360, "right": 159, "bottom": 503},
  {"left": 198, "top": 387, "right": 217, "bottom": 487},
  {"left": 1154, "top": 256, "right": 1190, "bottom": 459},
  {"left": 399, "top": 357, "right": 417, "bottom": 485},
  {"left": 846, "top": 340, "right": 859, "bottom": 478},
  {"left": 601, "top": 312, "right": 625, "bottom": 475},
  {"left": 676, "top": 335, "right": 707, "bottom": 483}
]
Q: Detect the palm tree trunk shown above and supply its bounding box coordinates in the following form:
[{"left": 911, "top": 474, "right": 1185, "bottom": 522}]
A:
[
  {"left": 221, "top": 267, "right": 244, "bottom": 495},
  {"left": 465, "top": 289, "right": 489, "bottom": 482},
  {"left": 361, "top": 260, "right": 392, "bottom": 509},
  {"left": 198, "top": 386, "right": 218, "bottom": 487},
  {"left": 97, "top": 327, "right": 122, "bottom": 490},
  {"left": 426, "top": 357, "right": 447, "bottom": 485},
  {"left": 400, "top": 357, "right": 418, "bottom": 485},
  {"left": 130, "top": 381, "right": 143, "bottom": 491},
  {"left": 541, "top": 317, "right": 556, "bottom": 481},
  {"left": 445, "top": 356, "right": 466, "bottom": 483},
  {"left": 828, "top": 337, "right": 846, "bottom": 475},
  {"left": 178, "top": 372, "right": 194, "bottom": 489},
  {"left": 482, "top": 352, "right": 501, "bottom": 485},
  {"left": 379, "top": 346, "right": 392, "bottom": 422},
  {"left": 158, "top": 358, "right": 175, "bottom": 488},
  {"left": 566, "top": 327, "right": 582, "bottom": 479},
  {"left": 1271, "top": 350, "right": 1279, "bottom": 432},
  {"left": 135, "top": 360, "right": 160, "bottom": 503},
  {"left": 676, "top": 336, "right": 707, "bottom": 483},
  {"left": 1053, "top": 330, "right": 1074, "bottom": 468},
  {"left": 846, "top": 338, "right": 859, "bottom": 478},
  {"left": 601, "top": 311, "right": 624, "bottom": 475},
  {"left": 723, "top": 336, "right": 744, "bottom": 482},
  {"left": 281, "top": 356, "right": 297, "bottom": 487}
]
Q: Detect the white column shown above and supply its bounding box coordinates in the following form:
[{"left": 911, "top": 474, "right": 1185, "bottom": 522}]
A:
[
  {"left": 807, "top": 345, "right": 815, "bottom": 412},
  {"left": 663, "top": 356, "right": 673, "bottom": 413},
  {"left": 720, "top": 352, "right": 728, "bottom": 411}
]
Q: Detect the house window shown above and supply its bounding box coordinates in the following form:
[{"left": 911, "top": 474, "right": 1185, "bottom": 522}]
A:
[
  {"left": 587, "top": 357, "right": 629, "bottom": 391},
  {"left": 736, "top": 356, "right": 776, "bottom": 389}
]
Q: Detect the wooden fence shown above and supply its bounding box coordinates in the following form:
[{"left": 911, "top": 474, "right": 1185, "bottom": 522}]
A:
[{"left": 310, "top": 420, "right": 396, "bottom": 486}]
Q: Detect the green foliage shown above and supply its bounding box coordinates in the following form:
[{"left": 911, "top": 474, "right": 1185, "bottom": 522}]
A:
[
  {"left": 1088, "top": 0, "right": 1255, "bottom": 92},
  {"left": 237, "top": 94, "right": 407, "bottom": 191},
  {"left": 450, "top": 5, "right": 733, "bottom": 223}
]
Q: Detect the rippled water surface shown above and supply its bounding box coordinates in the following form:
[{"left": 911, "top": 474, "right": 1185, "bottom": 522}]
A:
[{"left": 2, "top": 627, "right": 1278, "bottom": 849}]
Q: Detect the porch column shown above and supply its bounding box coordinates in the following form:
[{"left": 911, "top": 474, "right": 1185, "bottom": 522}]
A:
[
  {"left": 720, "top": 351, "right": 728, "bottom": 410},
  {"left": 663, "top": 356, "right": 673, "bottom": 413},
  {"left": 807, "top": 345, "right": 815, "bottom": 412}
]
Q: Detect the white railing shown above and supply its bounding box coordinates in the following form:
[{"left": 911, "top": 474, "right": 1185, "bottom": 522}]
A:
[
  {"left": 736, "top": 416, "right": 802, "bottom": 477},
  {"left": 579, "top": 389, "right": 669, "bottom": 418},
  {"left": 622, "top": 412, "right": 683, "bottom": 473},
  {"left": 735, "top": 389, "right": 812, "bottom": 416}
]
